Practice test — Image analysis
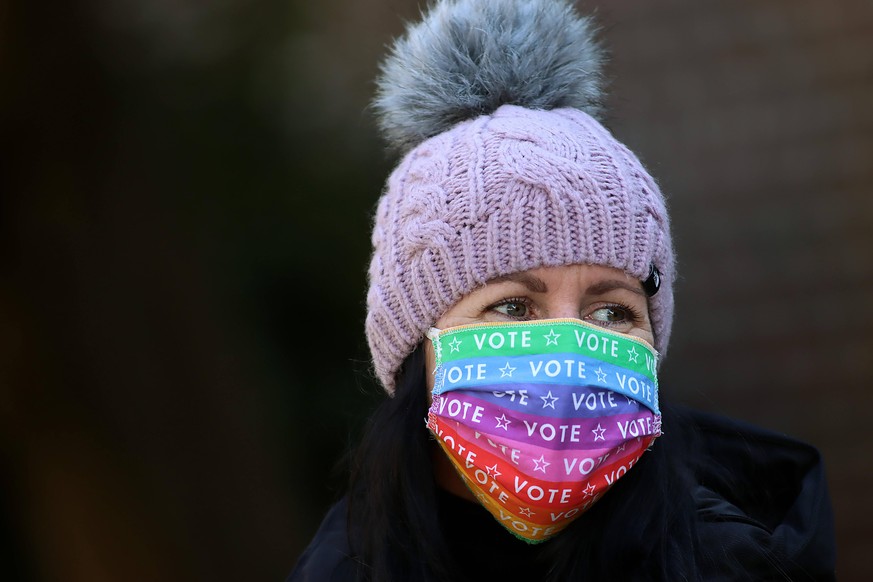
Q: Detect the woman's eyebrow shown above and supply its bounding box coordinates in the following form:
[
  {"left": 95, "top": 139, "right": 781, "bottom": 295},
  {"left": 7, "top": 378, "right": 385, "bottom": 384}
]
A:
[
  {"left": 487, "top": 272, "right": 548, "bottom": 293},
  {"left": 586, "top": 279, "right": 646, "bottom": 297}
]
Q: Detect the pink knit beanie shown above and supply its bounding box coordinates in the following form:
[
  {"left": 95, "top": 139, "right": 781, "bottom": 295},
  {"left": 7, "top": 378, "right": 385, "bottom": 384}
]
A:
[{"left": 366, "top": 0, "right": 675, "bottom": 393}]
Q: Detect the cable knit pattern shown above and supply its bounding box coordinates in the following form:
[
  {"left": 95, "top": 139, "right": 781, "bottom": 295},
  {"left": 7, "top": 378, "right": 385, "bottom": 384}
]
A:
[{"left": 367, "top": 104, "right": 675, "bottom": 393}]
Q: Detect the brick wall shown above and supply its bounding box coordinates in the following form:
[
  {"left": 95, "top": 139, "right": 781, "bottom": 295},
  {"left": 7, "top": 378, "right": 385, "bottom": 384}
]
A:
[{"left": 596, "top": 1, "right": 873, "bottom": 577}]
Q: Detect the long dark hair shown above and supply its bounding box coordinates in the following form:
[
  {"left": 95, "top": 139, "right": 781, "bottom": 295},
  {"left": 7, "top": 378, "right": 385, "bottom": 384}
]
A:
[{"left": 347, "top": 344, "right": 703, "bottom": 581}]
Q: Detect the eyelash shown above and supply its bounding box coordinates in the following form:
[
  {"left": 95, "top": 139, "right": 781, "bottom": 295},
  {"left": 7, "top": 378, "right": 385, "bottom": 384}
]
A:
[
  {"left": 484, "top": 296, "right": 531, "bottom": 317},
  {"left": 484, "top": 297, "right": 644, "bottom": 327},
  {"left": 602, "top": 303, "right": 644, "bottom": 326}
]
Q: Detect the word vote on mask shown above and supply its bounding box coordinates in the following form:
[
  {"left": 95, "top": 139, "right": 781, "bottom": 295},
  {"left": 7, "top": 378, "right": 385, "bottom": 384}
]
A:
[{"left": 426, "top": 319, "right": 661, "bottom": 543}]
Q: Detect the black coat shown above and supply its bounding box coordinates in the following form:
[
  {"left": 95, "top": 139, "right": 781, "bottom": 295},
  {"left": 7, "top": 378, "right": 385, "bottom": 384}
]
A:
[{"left": 289, "top": 408, "right": 835, "bottom": 581}]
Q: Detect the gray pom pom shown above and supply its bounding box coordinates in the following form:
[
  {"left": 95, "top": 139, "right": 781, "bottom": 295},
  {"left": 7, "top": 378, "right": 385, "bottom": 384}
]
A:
[{"left": 374, "top": 0, "right": 605, "bottom": 153}]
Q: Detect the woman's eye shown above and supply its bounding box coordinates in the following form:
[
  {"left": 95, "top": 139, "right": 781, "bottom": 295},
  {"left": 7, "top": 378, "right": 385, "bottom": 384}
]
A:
[
  {"left": 494, "top": 301, "right": 528, "bottom": 318},
  {"left": 589, "top": 306, "right": 630, "bottom": 324}
]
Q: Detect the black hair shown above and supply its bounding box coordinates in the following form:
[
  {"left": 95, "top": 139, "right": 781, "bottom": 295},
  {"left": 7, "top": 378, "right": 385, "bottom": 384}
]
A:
[
  {"left": 348, "top": 344, "right": 703, "bottom": 581},
  {"left": 347, "top": 344, "right": 450, "bottom": 581}
]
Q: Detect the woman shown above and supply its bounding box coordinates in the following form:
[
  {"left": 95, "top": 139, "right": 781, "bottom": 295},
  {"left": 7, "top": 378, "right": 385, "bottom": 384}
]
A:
[{"left": 290, "top": 0, "right": 835, "bottom": 580}]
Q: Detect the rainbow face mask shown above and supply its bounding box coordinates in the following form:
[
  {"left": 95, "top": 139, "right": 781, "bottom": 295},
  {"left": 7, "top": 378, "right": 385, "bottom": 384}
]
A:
[{"left": 426, "top": 319, "right": 661, "bottom": 543}]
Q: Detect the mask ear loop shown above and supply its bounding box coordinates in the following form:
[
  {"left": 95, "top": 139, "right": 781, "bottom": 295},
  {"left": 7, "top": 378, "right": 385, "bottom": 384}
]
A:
[
  {"left": 642, "top": 263, "right": 661, "bottom": 297},
  {"left": 426, "top": 327, "right": 446, "bottom": 395},
  {"left": 641, "top": 266, "right": 661, "bottom": 412}
]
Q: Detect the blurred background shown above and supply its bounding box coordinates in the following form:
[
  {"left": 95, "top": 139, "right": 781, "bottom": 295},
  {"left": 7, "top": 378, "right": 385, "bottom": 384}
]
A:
[{"left": 2, "top": 0, "right": 871, "bottom": 580}]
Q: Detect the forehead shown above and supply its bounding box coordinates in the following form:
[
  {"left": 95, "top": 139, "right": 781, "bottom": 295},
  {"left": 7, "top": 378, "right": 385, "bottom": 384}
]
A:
[{"left": 482, "top": 264, "right": 643, "bottom": 294}]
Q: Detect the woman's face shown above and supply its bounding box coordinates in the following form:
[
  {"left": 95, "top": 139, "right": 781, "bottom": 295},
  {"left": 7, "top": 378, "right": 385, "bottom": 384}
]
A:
[{"left": 424, "top": 264, "right": 654, "bottom": 392}]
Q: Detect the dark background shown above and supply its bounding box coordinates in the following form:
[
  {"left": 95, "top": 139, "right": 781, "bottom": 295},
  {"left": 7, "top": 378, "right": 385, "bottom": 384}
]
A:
[{"left": 2, "top": 0, "right": 871, "bottom": 580}]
